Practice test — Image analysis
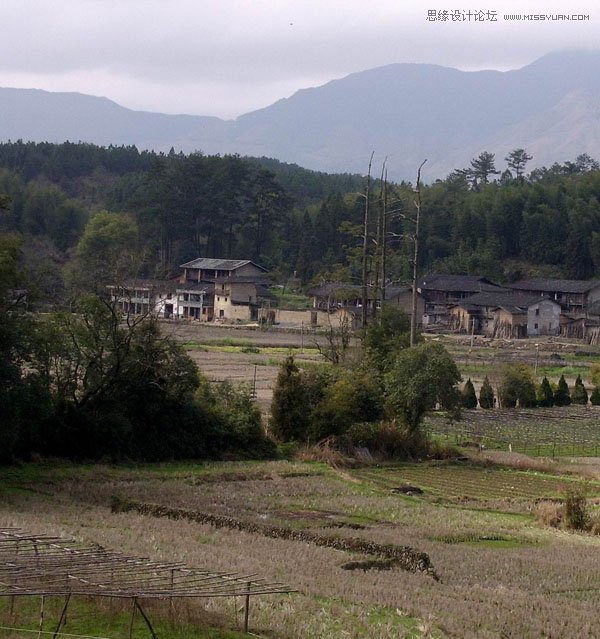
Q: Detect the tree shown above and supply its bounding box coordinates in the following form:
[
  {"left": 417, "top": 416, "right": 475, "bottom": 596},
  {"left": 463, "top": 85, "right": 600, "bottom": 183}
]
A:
[
  {"left": 590, "top": 386, "right": 600, "bottom": 406},
  {"left": 65, "top": 211, "right": 140, "bottom": 294},
  {"left": 363, "top": 306, "right": 411, "bottom": 372},
  {"left": 537, "top": 377, "right": 554, "bottom": 407},
  {"left": 479, "top": 376, "right": 495, "bottom": 409},
  {"left": 461, "top": 378, "right": 478, "bottom": 409},
  {"left": 505, "top": 148, "right": 533, "bottom": 180},
  {"left": 572, "top": 374, "right": 588, "bottom": 405},
  {"left": 268, "top": 356, "right": 310, "bottom": 441},
  {"left": 499, "top": 364, "right": 537, "bottom": 408},
  {"left": 553, "top": 374, "right": 571, "bottom": 407},
  {"left": 27, "top": 294, "right": 210, "bottom": 460},
  {"left": 384, "top": 342, "right": 461, "bottom": 432},
  {"left": 469, "top": 151, "right": 499, "bottom": 188}
]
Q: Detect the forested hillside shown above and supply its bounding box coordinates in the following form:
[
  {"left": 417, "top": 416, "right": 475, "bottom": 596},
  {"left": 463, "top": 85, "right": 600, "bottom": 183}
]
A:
[{"left": 2, "top": 141, "right": 600, "bottom": 311}]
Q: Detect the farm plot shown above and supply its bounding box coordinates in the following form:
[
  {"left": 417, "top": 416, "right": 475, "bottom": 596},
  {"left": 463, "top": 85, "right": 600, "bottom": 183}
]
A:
[
  {"left": 5, "top": 462, "right": 600, "bottom": 638},
  {"left": 425, "top": 406, "right": 600, "bottom": 457},
  {"left": 352, "top": 462, "right": 600, "bottom": 513}
]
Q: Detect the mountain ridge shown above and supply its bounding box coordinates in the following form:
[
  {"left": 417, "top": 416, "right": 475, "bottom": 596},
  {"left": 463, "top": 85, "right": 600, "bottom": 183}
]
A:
[{"left": 1, "top": 49, "right": 600, "bottom": 180}]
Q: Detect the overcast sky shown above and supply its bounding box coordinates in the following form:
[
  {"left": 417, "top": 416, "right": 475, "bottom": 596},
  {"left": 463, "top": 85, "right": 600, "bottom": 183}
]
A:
[{"left": 1, "top": 0, "right": 597, "bottom": 119}]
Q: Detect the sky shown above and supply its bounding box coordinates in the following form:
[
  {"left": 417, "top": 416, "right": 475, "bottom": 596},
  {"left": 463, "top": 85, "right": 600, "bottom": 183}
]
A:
[{"left": 1, "top": 0, "right": 597, "bottom": 119}]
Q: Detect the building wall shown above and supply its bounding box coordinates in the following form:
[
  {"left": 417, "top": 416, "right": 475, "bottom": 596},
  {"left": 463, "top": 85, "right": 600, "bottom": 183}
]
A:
[
  {"left": 385, "top": 291, "right": 425, "bottom": 320},
  {"left": 527, "top": 300, "right": 561, "bottom": 336},
  {"left": 214, "top": 297, "right": 252, "bottom": 321}
]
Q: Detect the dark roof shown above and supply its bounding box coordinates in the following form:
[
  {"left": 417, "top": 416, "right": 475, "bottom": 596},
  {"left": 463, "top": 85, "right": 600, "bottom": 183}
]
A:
[
  {"left": 308, "top": 282, "right": 361, "bottom": 297},
  {"left": 179, "top": 258, "right": 267, "bottom": 272},
  {"left": 418, "top": 274, "right": 502, "bottom": 293},
  {"left": 455, "top": 291, "right": 563, "bottom": 315},
  {"left": 308, "top": 282, "right": 416, "bottom": 300},
  {"left": 509, "top": 278, "right": 600, "bottom": 294},
  {"left": 385, "top": 285, "right": 413, "bottom": 298}
]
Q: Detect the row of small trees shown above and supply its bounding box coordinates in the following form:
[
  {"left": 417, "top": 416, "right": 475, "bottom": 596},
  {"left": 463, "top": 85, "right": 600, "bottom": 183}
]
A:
[{"left": 461, "top": 366, "right": 600, "bottom": 410}]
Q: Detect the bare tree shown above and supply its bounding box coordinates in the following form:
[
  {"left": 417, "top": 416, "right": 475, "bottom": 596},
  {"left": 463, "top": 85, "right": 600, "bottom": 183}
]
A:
[{"left": 410, "top": 160, "right": 427, "bottom": 348}]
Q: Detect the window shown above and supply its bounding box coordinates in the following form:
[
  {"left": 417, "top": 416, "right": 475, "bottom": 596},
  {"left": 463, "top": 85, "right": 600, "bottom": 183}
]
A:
[{"left": 535, "top": 308, "right": 540, "bottom": 316}]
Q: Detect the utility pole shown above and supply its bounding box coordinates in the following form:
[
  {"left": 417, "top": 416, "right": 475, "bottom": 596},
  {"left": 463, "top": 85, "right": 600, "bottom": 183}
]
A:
[
  {"left": 361, "top": 152, "right": 374, "bottom": 329},
  {"left": 410, "top": 160, "right": 427, "bottom": 348}
]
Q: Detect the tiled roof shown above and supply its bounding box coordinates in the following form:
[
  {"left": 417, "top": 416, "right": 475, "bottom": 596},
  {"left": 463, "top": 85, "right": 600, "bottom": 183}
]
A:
[
  {"left": 509, "top": 278, "right": 600, "bottom": 294},
  {"left": 419, "top": 274, "right": 502, "bottom": 293},
  {"left": 179, "top": 258, "right": 267, "bottom": 272}
]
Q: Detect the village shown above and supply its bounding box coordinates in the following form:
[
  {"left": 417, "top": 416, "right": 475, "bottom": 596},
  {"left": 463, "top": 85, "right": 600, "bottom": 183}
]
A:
[{"left": 108, "top": 259, "right": 600, "bottom": 343}]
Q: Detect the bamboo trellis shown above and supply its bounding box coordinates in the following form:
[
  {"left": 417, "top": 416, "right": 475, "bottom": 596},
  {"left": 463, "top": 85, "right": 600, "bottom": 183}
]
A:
[{"left": 0, "top": 528, "right": 293, "bottom": 636}]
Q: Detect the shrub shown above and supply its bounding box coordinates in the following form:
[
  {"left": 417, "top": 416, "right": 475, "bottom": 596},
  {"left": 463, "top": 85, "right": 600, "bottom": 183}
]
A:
[
  {"left": 340, "top": 421, "right": 430, "bottom": 460},
  {"left": 537, "top": 376, "right": 554, "bottom": 407},
  {"left": 479, "top": 376, "right": 495, "bottom": 409},
  {"left": 572, "top": 374, "right": 588, "bottom": 405},
  {"left": 535, "top": 501, "right": 563, "bottom": 529},
  {"left": 591, "top": 386, "right": 600, "bottom": 405},
  {"left": 553, "top": 374, "right": 571, "bottom": 407},
  {"left": 564, "top": 487, "right": 590, "bottom": 531},
  {"left": 461, "top": 379, "right": 478, "bottom": 409},
  {"left": 499, "top": 364, "right": 537, "bottom": 408}
]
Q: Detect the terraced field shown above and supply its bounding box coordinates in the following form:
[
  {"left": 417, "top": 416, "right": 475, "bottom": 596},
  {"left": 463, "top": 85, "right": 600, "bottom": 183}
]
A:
[{"left": 3, "top": 460, "right": 600, "bottom": 638}]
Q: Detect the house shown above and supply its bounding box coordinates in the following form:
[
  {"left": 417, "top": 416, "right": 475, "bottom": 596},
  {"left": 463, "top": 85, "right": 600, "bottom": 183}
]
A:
[
  {"left": 384, "top": 285, "right": 425, "bottom": 322},
  {"left": 179, "top": 258, "right": 267, "bottom": 284},
  {"left": 308, "top": 281, "right": 423, "bottom": 323},
  {"left": 108, "top": 279, "right": 178, "bottom": 318},
  {"left": 418, "top": 274, "right": 505, "bottom": 326},
  {"left": 449, "top": 291, "right": 562, "bottom": 338},
  {"left": 527, "top": 298, "right": 562, "bottom": 336},
  {"left": 176, "top": 281, "right": 213, "bottom": 320},
  {"left": 508, "top": 278, "right": 600, "bottom": 317},
  {"left": 213, "top": 276, "right": 276, "bottom": 322}
]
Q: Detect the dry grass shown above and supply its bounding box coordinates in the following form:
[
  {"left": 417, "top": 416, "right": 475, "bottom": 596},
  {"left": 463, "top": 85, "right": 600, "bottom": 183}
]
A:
[{"left": 3, "top": 460, "right": 600, "bottom": 638}]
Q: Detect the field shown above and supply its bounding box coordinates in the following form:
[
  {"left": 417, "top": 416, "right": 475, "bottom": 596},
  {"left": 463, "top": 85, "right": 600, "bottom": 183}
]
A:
[
  {"left": 4, "top": 326, "right": 600, "bottom": 637},
  {"left": 3, "top": 458, "right": 600, "bottom": 638}
]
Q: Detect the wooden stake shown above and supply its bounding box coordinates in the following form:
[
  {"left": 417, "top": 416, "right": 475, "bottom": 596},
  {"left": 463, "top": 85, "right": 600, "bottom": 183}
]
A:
[
  {"left": 52, "top": 593, "right": 71, "bottom": 639},
  {"left": 244, "top": 582, "right": 251, "bottom": 634}
]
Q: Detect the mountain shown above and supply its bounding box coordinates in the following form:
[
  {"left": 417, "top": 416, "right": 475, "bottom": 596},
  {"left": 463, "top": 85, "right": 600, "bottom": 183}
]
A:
[{"left": 1, "top": 50, "right": 600, "bottom": 181}]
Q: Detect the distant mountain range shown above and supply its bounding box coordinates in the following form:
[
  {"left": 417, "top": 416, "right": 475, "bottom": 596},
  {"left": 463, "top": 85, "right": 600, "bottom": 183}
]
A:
[{"left": 1, "top": 50, "right": 600, "bottom": 181}]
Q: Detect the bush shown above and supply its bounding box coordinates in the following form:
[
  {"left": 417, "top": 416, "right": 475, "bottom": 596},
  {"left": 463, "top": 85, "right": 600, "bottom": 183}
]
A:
[
  {"left": 461, "top": 378, "right": 478, "bottom": 409},
  {"left": 340, "top": 421, "right": 429, "bottom": 460},
  {"left": 591, "top": 386, "right": 600, "bottom": 405},
  {"left": 537, "top": 377, "right": 554, "bottom": 407},
  {"left": 572, "top": 374, "right": 588, "bottom": 405},
  {"left": 499, "top": 364, "right": 537, "bottom": 408},
  {"left": 479, "top": 376, "right": 495, "bottom": 409},
  {"left": 564, "top": 487, "right": 590, "bottom": 531},
  {"left": 554, "top": 374, "right": 571, "bottom": 407}
]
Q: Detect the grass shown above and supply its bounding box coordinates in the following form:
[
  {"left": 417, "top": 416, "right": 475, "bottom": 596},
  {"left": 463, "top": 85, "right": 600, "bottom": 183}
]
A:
[
  {"left": 0, "top": 595, "right": 247, "bottom": 639},
  {"left": 4, "top": 457, "right": 600, "bottom": 637}
]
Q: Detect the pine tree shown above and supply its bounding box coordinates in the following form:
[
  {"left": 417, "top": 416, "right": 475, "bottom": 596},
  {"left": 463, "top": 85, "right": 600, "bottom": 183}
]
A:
[
  {"left": 479, "top": 376, "right": 495, "bottom": 409},
  {"left": 537, "top": 377, "right": 554, "bottom": 407},
  {"left": 553, "top": 375, "right": 571, "bottom": 407},
  {"left": 461, "top": 378, "right": 478, "bottom": 409},
  {"left": 268, "top": 356, "right": 310, "bottom": 441},
  {"left": 590, "top": 386, "right": 600, "bottom": 406},
  {"left": 572, "top": 374, "right": 589, "bottom": 405}
]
